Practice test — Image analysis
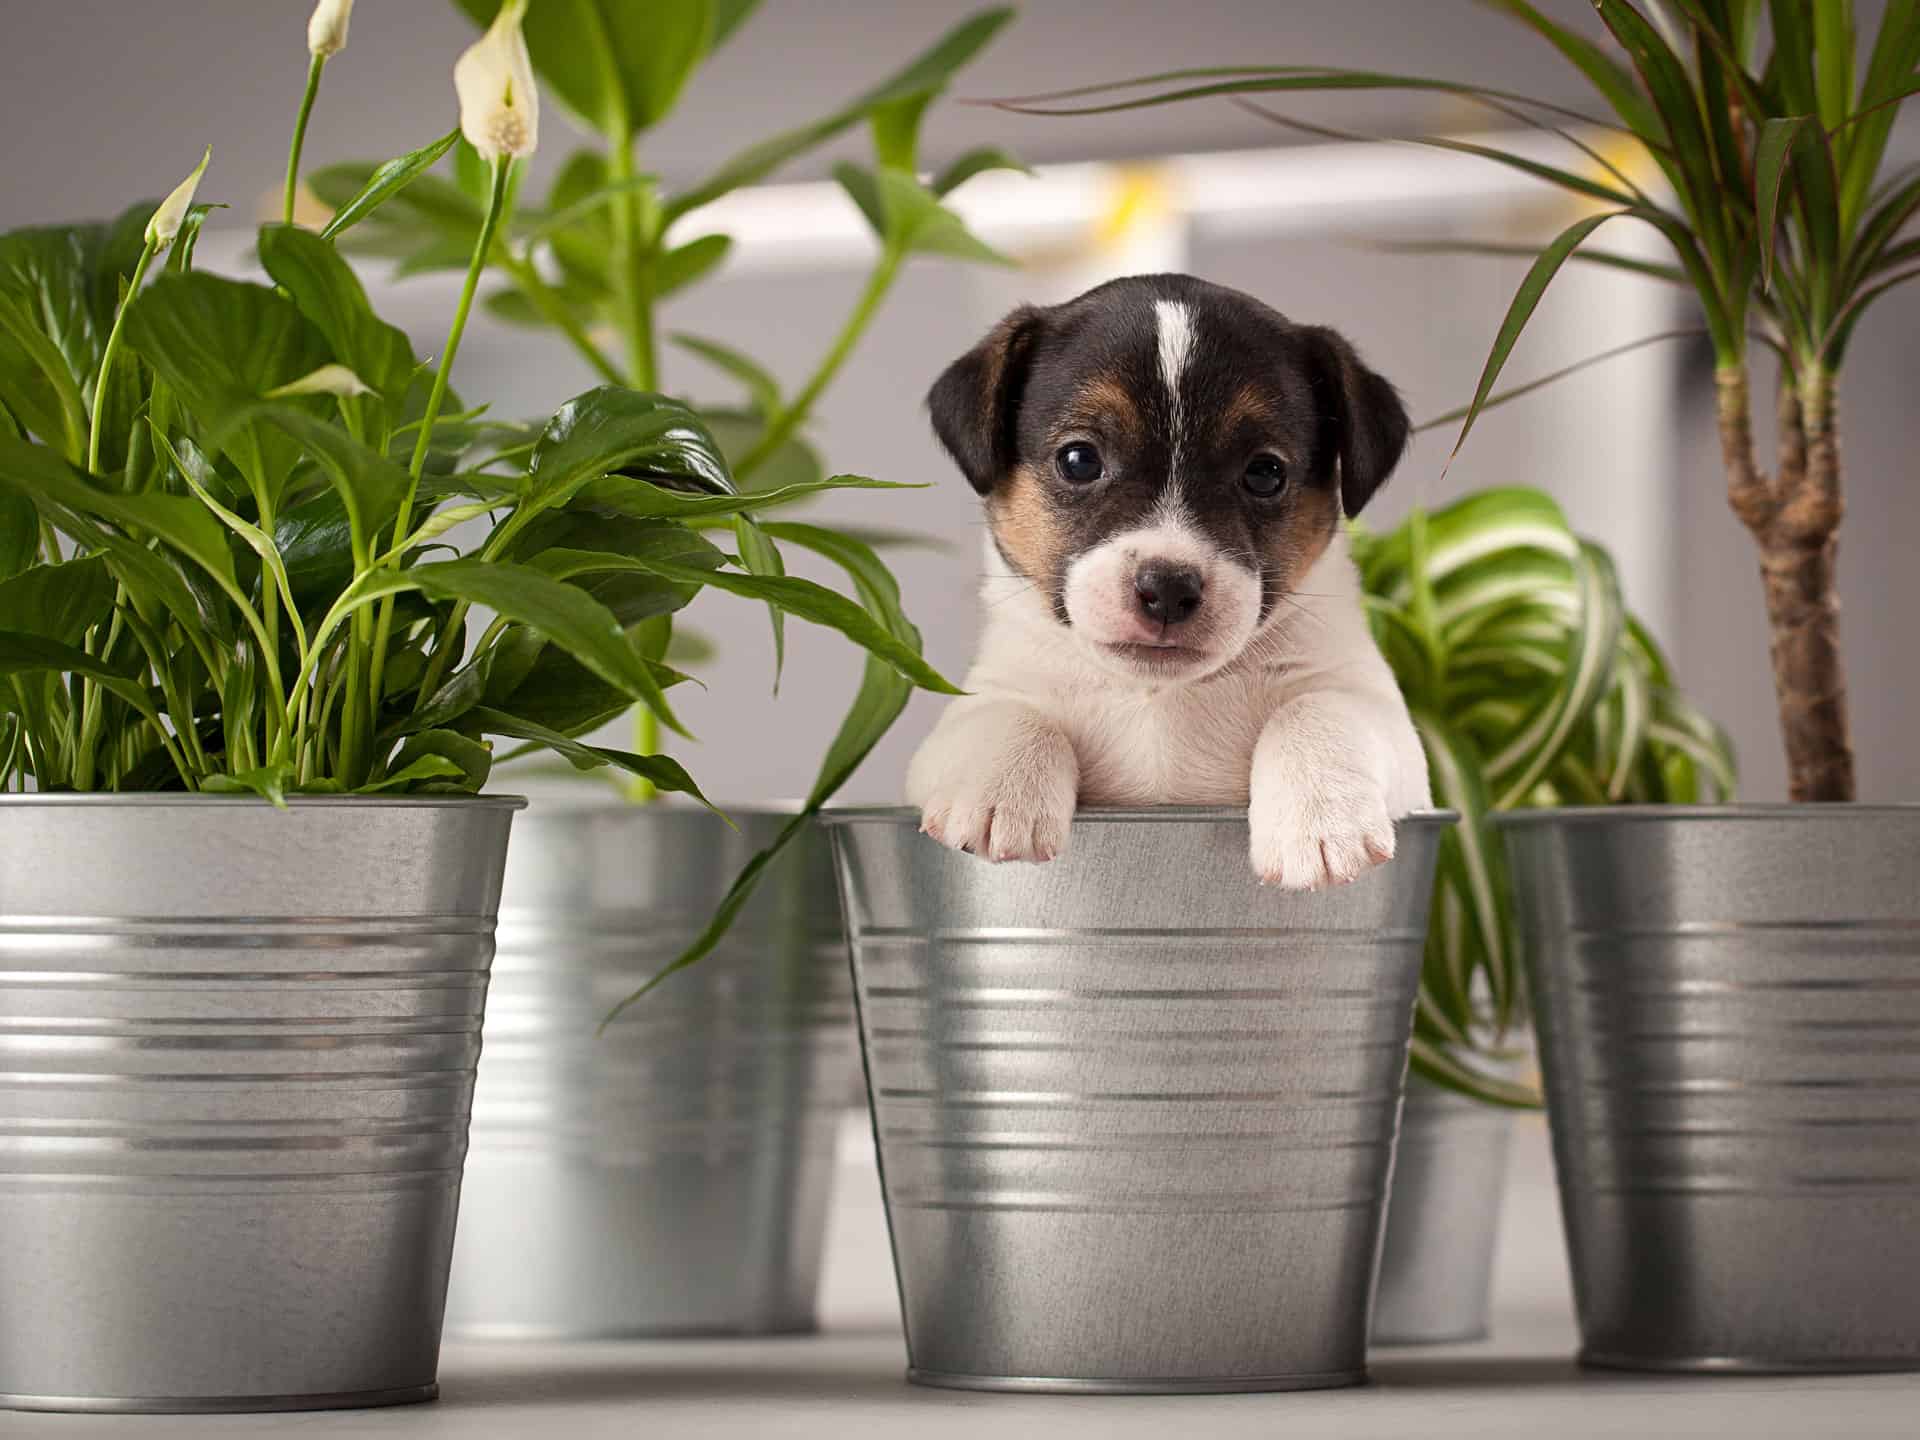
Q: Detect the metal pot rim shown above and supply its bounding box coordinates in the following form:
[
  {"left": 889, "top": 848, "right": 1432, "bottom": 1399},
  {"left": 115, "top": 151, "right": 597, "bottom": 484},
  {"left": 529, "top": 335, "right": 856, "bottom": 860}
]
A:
[
  {"left": 1494, "top": 802, "right": 1920, "bottom": 826},
  {"left": 820, "top": 804, "right": 1459, "bottom": 827},
  {"left": 0, "top": 792, "right": 528, "bottom": 810}
]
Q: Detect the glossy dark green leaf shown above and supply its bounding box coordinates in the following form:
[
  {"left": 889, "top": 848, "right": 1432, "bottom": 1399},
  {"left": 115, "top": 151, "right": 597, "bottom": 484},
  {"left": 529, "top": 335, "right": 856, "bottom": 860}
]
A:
[
  {"left": 353, "top": 556, "right": 687, "bottom": 734},
  {"left": 257, "top": 225, "right": 415, "bottom": 404},
  {"left": 0, "top": 489, "right": 37, "bottom": 578},
  {"left": 0, "top": 628, "right": 162, "bottom": 729},
  {"left": 732, "top": 514, "right": 786, "bottom": 684},
  {"left": 0, "top": 554, "right": 115, "bottom": 643},
  {"left": 523, "top": 386, "right": 734, "bottom": 515},
  {"left": 699, "top": 408, "right": 822, "bottom": 494},
  {"left": 218, "top": 401, "right": 407, "bottom": 554},
  {"left": 384, "top": 727, "right": 493, "bottom": 791}
]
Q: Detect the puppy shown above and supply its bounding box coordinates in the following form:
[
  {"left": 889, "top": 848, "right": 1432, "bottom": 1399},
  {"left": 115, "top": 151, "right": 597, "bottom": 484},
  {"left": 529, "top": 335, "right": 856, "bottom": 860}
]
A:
[{"left": 906, "top": 274, "right": 1429, "bottom": 889}]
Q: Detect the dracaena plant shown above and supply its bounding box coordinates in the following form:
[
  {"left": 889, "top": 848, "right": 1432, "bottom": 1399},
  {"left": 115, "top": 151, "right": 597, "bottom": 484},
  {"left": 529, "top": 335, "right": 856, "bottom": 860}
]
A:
[
  {"left": 303, "top": 2, "right": 1021, "bottom": 804},
  {"left": 1356, "top": 488, "right": 1734, "bottom": 1105},
  {"left": 0, "top": 0, "right": 958, "bottom": 983},
  {"left": 998, "top": 0, "right": 1920, "bottom": 804}
]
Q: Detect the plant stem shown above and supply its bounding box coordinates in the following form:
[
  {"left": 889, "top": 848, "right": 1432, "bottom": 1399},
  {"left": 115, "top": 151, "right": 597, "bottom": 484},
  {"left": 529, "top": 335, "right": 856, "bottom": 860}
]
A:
[
  {"left": 87, "top": 239, "right": 158, "bottom": 476},
  {"left": 1714, "top": 361, "right": 1854, "bottom": 801},
  {"left": 500, "top": 254, "right": 625, "bottom": 385},
  {"left": 625, "top": 704, "right": 659, "bottom": 803},
  {"left": 735, "top": 246, "right": 903, "bottom": 481},
  {"left": 364, "top": 155, "right": 513, "bottom": 768},
  {"left": 284, "top": 55, "right": 327, "bottom": 226},
  {"left": 608, "top": 136, "right": 657, "bottom": 389}
]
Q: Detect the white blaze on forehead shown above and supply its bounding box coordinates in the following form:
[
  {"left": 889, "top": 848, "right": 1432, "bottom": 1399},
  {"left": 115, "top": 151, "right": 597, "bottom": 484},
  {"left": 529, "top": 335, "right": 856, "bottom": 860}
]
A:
[{"left": 1154, "top": 299, "right": 1197, "bottom": 502}]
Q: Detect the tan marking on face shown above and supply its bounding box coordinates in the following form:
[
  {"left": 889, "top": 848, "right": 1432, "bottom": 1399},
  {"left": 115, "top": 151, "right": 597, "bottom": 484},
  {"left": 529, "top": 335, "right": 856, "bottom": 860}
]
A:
[
  {"left": 1261, "top": 483, "right": 1341, "bottom": 594},
  {"left": 1223, "top": 382, "right": 1286, "bottom": 436},
  {"left": 990, "top": 460, "right": 1061, "bottom": 584},
  {"left": 1053, "top": 375, "right": 1146, "bottom": 444}
]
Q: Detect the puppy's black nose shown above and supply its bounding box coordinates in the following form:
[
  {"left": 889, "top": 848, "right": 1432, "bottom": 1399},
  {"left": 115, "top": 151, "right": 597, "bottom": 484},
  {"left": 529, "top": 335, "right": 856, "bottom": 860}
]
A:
[{"left": 1134, "top": 565, "right": 1204, "bottom": 625}]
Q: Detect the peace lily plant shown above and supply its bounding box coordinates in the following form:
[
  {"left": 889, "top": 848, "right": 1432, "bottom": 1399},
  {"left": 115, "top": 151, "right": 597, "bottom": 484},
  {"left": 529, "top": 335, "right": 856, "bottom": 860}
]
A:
[
  {"left": 998, "top": 0, "right": 1920, "bottom": 804},
  {"left": 0, "top": 4, "right": 961, "bottom": 967},
  {"left": 309, "top": 3, "right": 1019, "bottom": 823},
  {"left": 1356, "top": 488, "right": 1733, "bottom": 1105}
]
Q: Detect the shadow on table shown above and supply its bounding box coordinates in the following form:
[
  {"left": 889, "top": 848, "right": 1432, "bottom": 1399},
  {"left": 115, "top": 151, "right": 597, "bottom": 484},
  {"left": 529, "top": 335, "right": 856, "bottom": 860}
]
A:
[{"left": 1368, "top": 1354, "right": 1596, "bottom": 1393}]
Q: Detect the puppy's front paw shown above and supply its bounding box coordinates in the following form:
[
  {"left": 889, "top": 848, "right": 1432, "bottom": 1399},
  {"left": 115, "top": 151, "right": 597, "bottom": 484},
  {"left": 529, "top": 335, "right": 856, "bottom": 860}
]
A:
[
  {"left": 1248, "top": 769, "right": 1396, "bottom": 891},
  {"left": 909, "top": 726, "right": 1077, "bottom": 864}
]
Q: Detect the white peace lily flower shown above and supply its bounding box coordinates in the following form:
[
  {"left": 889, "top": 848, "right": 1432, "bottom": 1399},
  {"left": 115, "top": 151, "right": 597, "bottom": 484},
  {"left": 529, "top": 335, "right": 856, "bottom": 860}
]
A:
[
  {"left": 266, "top": 364, "right": 374, "bottom": 400},
  {"left": 145, "top": 147, "right": 211, "bottom": 250},
  {"left": 454, "top": 0, "right": 539, "bottom": 163},
  {"left": 307, "top": 0, "right": 354, "bottom": 57}
]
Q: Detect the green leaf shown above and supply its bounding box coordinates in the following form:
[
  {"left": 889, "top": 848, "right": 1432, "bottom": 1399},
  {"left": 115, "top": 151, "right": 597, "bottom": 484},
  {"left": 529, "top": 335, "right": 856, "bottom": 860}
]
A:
[
  {"left": 523, "top": 386, "right": 734, "bottom": 515},
  {"left": 700, "top": 408, "right": 823, "bottom": 494},
  {"left": 0, "top": 489, "right": 36, "bottom": 578},
  {"left": 732, "top": 513, "right": 786, "bottom": 686},
  {"left": 0, "top": 627, "right": 163, "bottom": 729},
  {"left": 316, "top": 128, "right": 461, "bottom": 242},
  {"left": 467, "top": 703, "right": 718, "bottom": 807},
  {"left": 665, "top": 7, "right": 1016, "bottom": 222},
  {"left": 1482, "top": 0, "right": 1668, "bottom": 143},
  {"left": 455, "top": 0, "right": 714, "bottom": 140},
  {"left": 202, "top": 762, "right": 295, "bottom": 808},
  {"left": 836, "top": 165, "right": 1014, "bottom": 265},
  {"left": 574, "top": 471, "right": 912, "bottom": 522},
  {"left": 655, "top": 233, "right": 732, "bottom": 296},
  {"left": 217, "top": 402, "right": 408, "bottom": 557},
  {"left": 589, "top": 550, "right": 958, "bottom": 694},
  {"left": 356, "top": 752, "right": 469, "bottom": 792},
  {"left": 121, "top": 273, "right": 331, "bottom": 507},
  {"left": 385, "top": 727, "right": 494, "bottom": 791},
  {"left": 1443, "top": 211, "right": 1628, "bottom": 467},
  {"left": 256, "top": 225, "right": 415, "bottom": 405},
  {"left": 0, "top": 554, "right": 115, "bottom": 643},
  {"left": 931, "top": 145, "right": 1032, "bottom": 197},
  {"left": 352, "top": 556, "right": 687, "bottom": 734},
  {"left": 671, "top": 333, "right": 782, "bottom": 416}
]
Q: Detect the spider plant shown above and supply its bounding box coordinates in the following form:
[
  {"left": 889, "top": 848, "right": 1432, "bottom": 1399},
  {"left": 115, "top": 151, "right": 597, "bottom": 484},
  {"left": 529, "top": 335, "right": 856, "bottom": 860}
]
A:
[
  {"left": 0, "top": 3, "right": 958, "bottom": 981},
  {"left": 307, "top": 2, "right": 1021, "bottom": 807},
  {"left": 995, "top": 0, "right": 1920, "bottom": 803},
  {"left": 1356, "top": 487, "right": 1734, "bottom": 1105}
]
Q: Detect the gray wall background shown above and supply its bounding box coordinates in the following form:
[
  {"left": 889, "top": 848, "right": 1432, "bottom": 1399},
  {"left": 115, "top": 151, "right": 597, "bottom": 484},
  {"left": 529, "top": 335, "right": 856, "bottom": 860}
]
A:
[{"left": 5, "top": 1, "right": 1913, "bottom": 804}]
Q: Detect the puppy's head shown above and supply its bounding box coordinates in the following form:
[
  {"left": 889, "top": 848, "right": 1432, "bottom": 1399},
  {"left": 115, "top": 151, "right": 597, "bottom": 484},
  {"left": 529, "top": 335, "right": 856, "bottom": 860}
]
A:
[{"left": 929, "top": 274, "right": 1409, "bottom": 680}]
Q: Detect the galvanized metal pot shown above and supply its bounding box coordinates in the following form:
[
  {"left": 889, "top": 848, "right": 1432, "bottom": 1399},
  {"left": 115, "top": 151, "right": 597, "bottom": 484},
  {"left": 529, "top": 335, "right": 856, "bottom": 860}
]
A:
[
  {"left": 1369, "top": 1079, "right": 1514, "bottom": 1346},
  {"left": 0, "top": 794, "right": 521, "bottom": 1414},
  {"left": 827, "top": 806, "right": 1450, "bottom": 1394},
  {"left": 444, "top": 806, "right": 855, "bottom": 1339},
  {"left": 1501, "top": 805, "right": 1920, "bottom": 1373}
]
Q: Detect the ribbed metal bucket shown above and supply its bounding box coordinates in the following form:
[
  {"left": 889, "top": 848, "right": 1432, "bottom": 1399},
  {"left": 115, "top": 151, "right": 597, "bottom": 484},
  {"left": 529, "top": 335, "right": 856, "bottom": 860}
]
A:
[
  {"left": 0, "top": 794, "right": 521, "bottom": 1413},
  {"left": 1501, "top": 805, "right": 1920, "bottom": 1373},
  {"left": 444, "top": 806, "right": 856, "bottom": 1339},
  {"left": 827, "top": 806, "right": 1450, "bottom": 1394},
  {"left": 1369, "top": 1079, "right": 1514, "bottom": 1345}
]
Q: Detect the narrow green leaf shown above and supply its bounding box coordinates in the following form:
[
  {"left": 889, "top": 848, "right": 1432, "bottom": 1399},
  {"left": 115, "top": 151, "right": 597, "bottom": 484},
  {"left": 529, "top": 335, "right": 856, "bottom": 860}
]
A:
[
  {"left": 671, "top": 334, "right": 783, "bottom": 417},
  {"left": 201, "top": 762, "right": 295, "bottom": 808},
  {"left": 467, "top": 704, "right": 718, "bottom": 807},
  {"left": 316, "top": 129, "right": 461, "bottom": 242}
]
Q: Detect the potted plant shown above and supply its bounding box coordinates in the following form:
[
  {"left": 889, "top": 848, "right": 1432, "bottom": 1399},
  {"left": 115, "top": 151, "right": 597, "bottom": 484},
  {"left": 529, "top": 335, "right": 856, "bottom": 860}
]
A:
[
  {"left": 0, "top": 0, "right": 953, "bottom": 1411},
  {"left": 304, "top": 1, "right": 1018, "bottom": 1341},
  {"left": 1000, "top": 0, "right": 1920, "bottom": 1372},
  {"left": 828, "top": 806, "right": 1451, "bottom": 1392},
  {"left": 1355, "top": 486, "right": 1732, "bottom": 1345}
]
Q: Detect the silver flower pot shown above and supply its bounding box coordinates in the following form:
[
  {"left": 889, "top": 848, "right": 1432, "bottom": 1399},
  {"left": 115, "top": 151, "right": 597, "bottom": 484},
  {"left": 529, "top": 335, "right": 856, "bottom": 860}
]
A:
[
  {"left": 0, "top": 794, "right": 521, "bottom": 1414},
  {"left": 444, "top": 806, "right": 856, "bottom": 1339},
  {"left": 1369, "top": 1079, "right": 1514, "bottom": 1346},
  {"left": 1501, "top": 805, "right": 1920, "bottom": 1373},
  {"left": 826, "top": 806, "right": 1450, "bottom": 1394}
]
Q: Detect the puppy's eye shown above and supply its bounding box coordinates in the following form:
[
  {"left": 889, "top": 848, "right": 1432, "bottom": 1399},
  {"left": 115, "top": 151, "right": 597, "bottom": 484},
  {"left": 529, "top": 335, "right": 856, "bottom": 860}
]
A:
[
  {"left": 1243, "top": 453, "right": 1288, "bottom": 498},
  {"left": 1055, "top": 443, "right": 1104, "bottom": 484}
]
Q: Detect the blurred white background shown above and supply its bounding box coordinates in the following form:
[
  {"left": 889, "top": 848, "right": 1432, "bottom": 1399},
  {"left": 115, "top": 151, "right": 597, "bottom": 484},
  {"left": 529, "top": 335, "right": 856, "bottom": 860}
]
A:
[{"left": 6, "top": 0, "right": 1915, "bottom": 804}]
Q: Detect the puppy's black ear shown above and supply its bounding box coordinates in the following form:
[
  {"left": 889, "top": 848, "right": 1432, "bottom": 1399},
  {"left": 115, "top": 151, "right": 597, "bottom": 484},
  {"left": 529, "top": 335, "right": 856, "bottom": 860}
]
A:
[
  {"left": 1304, "top": 326, "right": 1411, "bottom": 517},
  {"left": 927, "top": 306, "right": 1043, "bottom": 495}
]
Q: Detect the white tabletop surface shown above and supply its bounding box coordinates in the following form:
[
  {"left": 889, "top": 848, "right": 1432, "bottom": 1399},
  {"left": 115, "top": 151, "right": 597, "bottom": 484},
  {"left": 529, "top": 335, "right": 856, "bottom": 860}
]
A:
[{"left": 6, "top": 1115, "right": 1915, "bottom": 1439}]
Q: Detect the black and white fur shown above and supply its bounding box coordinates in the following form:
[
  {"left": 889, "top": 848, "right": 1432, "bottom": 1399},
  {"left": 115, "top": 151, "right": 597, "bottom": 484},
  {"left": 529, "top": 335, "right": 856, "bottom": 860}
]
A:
[{"left": 907, "top": 274, "right": 1429, "bottom": 889}]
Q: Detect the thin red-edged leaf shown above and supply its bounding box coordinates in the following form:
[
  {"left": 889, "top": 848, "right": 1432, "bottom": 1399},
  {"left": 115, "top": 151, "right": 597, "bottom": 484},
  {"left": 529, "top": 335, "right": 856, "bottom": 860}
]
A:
[
  {"left": 1443, "top": 211, "right": 1627, "bottom": 470},
  {"left": 1756, "top": 114, "right": 1814, "bottom": 290},
  {"left": 1480, "top": 0, "right": 1669, "bottom": 143},
  {"left": 1377, "top": 236, "right": 1689, "bottom": 285},
  {"left": 1837, "top": 1, "right": 1920, "bottom": 226},
  {"left": 1414, "top": 328, "right": 1707, "bottom": 434}
]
